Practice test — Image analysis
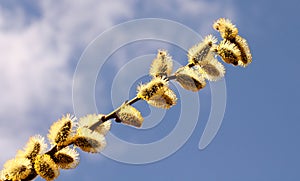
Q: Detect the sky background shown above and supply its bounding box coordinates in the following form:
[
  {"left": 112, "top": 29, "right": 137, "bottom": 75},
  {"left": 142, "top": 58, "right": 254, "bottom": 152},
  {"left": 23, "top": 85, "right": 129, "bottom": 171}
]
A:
[{"left": 0, "top": 0, "right": 299, "bottom": 181}]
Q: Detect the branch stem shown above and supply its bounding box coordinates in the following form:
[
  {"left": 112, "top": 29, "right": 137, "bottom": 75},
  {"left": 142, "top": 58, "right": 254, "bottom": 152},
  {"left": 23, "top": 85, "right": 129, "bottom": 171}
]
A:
[{"left": 88, "top": 96, "right": 141, "bottom": 131}]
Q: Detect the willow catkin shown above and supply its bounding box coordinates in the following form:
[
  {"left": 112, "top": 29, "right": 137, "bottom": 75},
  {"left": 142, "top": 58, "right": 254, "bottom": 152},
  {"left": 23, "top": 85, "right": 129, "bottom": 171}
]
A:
[
  {"left": 149, "top": 50, "right": 173, "bottom": 78},
  {"left": 1, "top": 158, "right": 32, "bottom": 181},
  {"left": 147, "top": 88, "right": 177, "bottom": 109},
  {"left": 198, "top": 57, "right": 225, "bottom": 81},
  {"left": 175, "top": 65, "right": 206, "bottom": 92},
  {"left": 216, "top": 39, "right": 241, "bottom": 66},
  {"left": 213, "top": 18, "right": 238, "bottom": 40},
  {"left": 234, "top": 35, "right": 252, "bottom": 67},
  {"left": 137, "top": 77, "right": 168, "bottom": 101},
  {"left": 34, "top": 154, "right": 59, "bottom": 181},
  {"left": 16, "top": 135, "right": 47, "bottom": 161},
  {"left": 48, "top": 114, "right": 75, "bottom": 146},
  {"left": 213, "top": 18, "right": 252, "bottom": 67},
  {"left": 116, "top": 104, "right": 144, "bottom": 127},
  {"left": 188, "top": 34, "right": 217, "bottom": 65},
  {"left": 53, "top": 147, "right": 79, "bottom": 169},
  {"left": 74, "top": 127, "right": 106, "bottom": 153}
]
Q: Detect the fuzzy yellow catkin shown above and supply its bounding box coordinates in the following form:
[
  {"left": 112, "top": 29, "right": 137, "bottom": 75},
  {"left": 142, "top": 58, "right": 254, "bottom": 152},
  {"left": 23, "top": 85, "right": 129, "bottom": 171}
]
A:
[
  {"left": 1, "top": 158, "right": 32, "bottom": 181},
  {"left": 116, "top": 104, "right": 144, "bottom": 127},
  {"left": 234, "top": 35, "right": 252, "bottom": 67},
  {"left": 54, "top": 147, "right": 79, "bottom": 169},
  {"left": 216, "top": 39, "right": 241, "bottom": 66},
  {"left": 16, "top": 135, "right": 47, "bottom": 161},
  {"left": 188, "top": 34, "right": 217, "bottom": 65},
  {"left": 48, "top": 114, "right": 75, "bottom": 146},
  {"left": 198, "top": 57, "right": 225, "bottom": 81},
  {"left": 34, "top": 154, "right": 59, "bottom": 181},
  {"left": 78, "top": 114, "right": 111, "bottom": 135},
  {"left": 213, "top": 18, "right": 252, "bottom": 67},
  {"left": 147, "top": 88, "right": 177, "bottom": 109},
  {"left": 175, "top": 65, "right": 206, "bottom": 92},
  {"left": 74, "top": 127, "right": 106, "bottom": 153},
  {"left": 213, "top": 18, "right": 238, "bottom": 40},
  {"left": 149, "top": 50, "right": 173, "bottom": 77},
  {"left": 137, "top": 77, "right": 168, "bottom": 101}
]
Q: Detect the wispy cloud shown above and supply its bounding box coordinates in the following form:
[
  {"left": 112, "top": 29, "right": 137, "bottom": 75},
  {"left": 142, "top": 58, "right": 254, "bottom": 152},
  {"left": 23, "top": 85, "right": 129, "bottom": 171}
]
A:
[{"left": 0, "top": 0, "right": 134, "bottom": 164}]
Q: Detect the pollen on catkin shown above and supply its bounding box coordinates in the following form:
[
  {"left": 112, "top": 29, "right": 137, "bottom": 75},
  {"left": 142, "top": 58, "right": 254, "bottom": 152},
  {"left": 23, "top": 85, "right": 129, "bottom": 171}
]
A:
[
  {"left": 78, "top": 114, "right": 111, "bottom": 135},
  {"left": 137, "top": 77, "right": 168, "bottom": 101},
  {"left": 234, "top": 35, "right": 252, "bottom": 67},
  {"left": 53, "top": 147, "right": 79, "bottom": 169},
  {"left": 16, "top": 135, "right": 47, "bottom": 161},
  {"left": 147, "top": 88, "right": 177, "bottom": 109},
  {"left": 74, "top": 127, "right": 106, "bottom": 153},
  {"left": 188, "top": 34, "right": 217, "bottom": 65},
  {"left": 198, "top": 57, "right": 225, "bottom": 81},
  {"left": 175, "top": 65, "right": 206, "bottom": 92},
  {"left": 1, "top": 158, "right": 32, "bottom": 181},
  {"left": 216, "top": 39, "right": 241, "bottom": 66},
  {"left": 116, "top": 104, "right": 144, "bottom": 127},
  {"left": 34, "top": 154, "right": 59, "bottom": 181},
  {"left": 213, "top": 18, "right": 238, "bottom": 40},
  {"left": 149, "top": 50, "right": 173, "bottom": 77},
  {"left": 48, "top": 114, "right": 75, "bottom": 146}
]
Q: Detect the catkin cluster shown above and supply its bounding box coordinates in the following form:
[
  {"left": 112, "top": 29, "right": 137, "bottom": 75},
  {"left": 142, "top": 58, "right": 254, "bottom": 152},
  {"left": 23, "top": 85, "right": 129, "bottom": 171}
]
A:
[
  {"left": 0, "top": 114, "right": 111, "bottom": 181},
  {"left": 0, "top": 18, "right": 252, "bottom": 181},
  {"left": 213, "top": 18, "right": 252, "bottom": 67},
  {"left": 115, "top": 18, "right": 252, "bottom": 128}
]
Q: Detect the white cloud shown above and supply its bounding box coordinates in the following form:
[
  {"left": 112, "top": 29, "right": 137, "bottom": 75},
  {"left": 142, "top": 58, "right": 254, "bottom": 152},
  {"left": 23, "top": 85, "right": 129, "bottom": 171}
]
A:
[{"left": 0, "top": 0, "right": 134, "bottom": 165}]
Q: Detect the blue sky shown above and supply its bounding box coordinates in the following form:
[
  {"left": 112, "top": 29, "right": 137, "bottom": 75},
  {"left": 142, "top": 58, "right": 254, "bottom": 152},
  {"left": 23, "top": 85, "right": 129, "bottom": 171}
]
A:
[{"left": 0, "top": 0, "right": 299, "bottom": 181}]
